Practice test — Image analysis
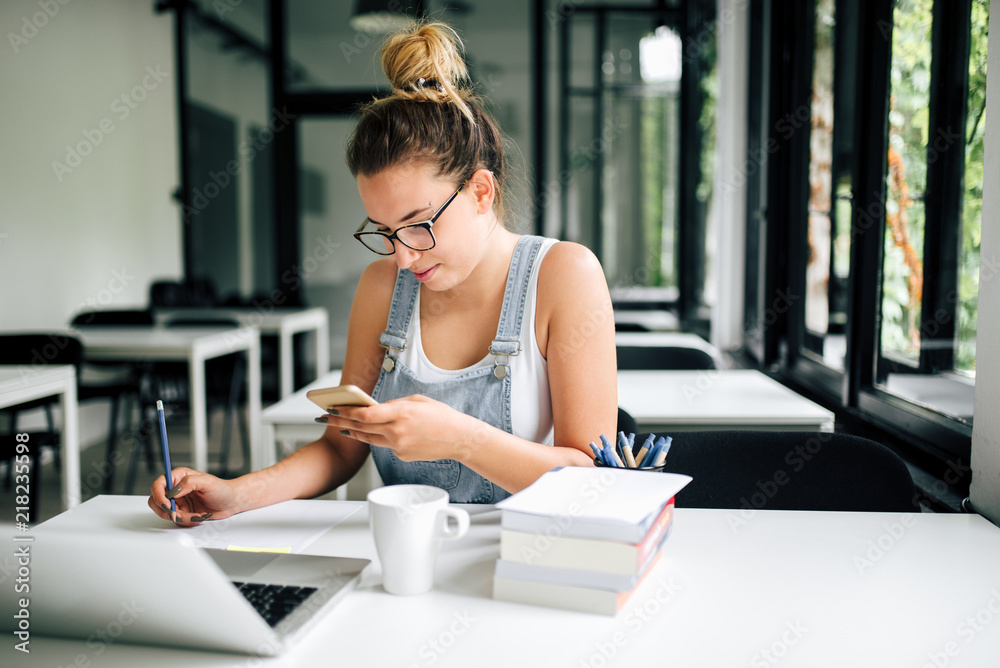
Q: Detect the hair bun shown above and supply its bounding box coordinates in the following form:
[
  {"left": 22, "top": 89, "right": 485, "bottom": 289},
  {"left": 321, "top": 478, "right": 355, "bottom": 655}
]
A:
[{"left": 381, "top": 21, "right": 475, "bottom": 122}]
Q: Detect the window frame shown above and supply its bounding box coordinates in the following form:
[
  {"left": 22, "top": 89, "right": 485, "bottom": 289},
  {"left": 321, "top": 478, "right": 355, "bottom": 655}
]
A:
[{"left": 747, "top": 0, "right": 978, "bottom": 466}]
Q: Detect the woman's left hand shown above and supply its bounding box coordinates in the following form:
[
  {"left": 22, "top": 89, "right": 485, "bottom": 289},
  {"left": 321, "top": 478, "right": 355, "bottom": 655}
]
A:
[{"left": 321, "top": 395, "right": 487, "bottom": 464}]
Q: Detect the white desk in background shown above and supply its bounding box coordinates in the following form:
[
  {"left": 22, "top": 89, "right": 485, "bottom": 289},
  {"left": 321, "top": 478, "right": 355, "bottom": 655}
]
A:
[
  {"left": 259, "top": 368, "right": 342, "bottom": 470},
  {"left": 0, "top": 365, "right": 79, "bottom": 509},
  {"left": 17, "top": 494, "right": 1000, "bottom": 667},
  {"left": 258, "top": 369, "right": 382, "bottom": 499},
  {"left": 618, "top": 368, "right": 836, "bottom": 432},
  {"left": 259, "top": 369, "right": 834, "bottom": 474},
  {"left": 75, "top": 326, "right": 261, "bottom": 473},
  {"left": 156, "top": 306, "right": 329, "bottom": 399}
]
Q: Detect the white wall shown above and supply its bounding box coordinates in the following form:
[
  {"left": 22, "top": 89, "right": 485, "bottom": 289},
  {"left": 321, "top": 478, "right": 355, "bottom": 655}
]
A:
[
  {"left": 969, "top": 0, "right": 1000, "bottom": 525},
  {"left": 0, "top": 0, "right": 181, "bottom": 331}
]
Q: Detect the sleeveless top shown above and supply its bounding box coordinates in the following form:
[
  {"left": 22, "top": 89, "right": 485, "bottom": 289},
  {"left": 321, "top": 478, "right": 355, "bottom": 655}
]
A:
[{"left": 369, "top": 235, "right": 557, "bottom": 503}]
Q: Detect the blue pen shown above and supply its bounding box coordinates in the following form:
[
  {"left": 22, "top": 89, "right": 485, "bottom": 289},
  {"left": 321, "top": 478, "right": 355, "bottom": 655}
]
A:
[
  {"left": 600, "top": 434, "right": 622, "bottom": 467},
  {"left": 589, "top": 441, "right": 603, "bottom": 462},
  {"left": 634, "top": 433, "right": 655, "bottom": 467},
  {"left": 157, "top": 400, "right": 176, "bottom": 522},
  {"left": 641, "top": 436, "right": 667, "bottom": 468},
  {"left": 653, "top": 435, "right": 673, "bottom": 467}
]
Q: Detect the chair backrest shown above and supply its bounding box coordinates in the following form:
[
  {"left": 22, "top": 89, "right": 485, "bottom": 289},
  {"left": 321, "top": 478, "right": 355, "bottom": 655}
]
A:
[
  {"left": 149, "top": 278, "right": 219, "bottom": 308},
  {"left": 70, "top": 309, "right": 154, "bottom": 327},
  {"left": 617, "top": 345, "right": 718, "bottom": 371},
  {"left": 0, "top": 333, "right": 83, "bottom": 370},
  {"left": 617, "top": 407, "right": 639, "bottom": 438},
  {"left": 658, "top": 430, "right": 918, "bottom": 512},
  {"left": 149, "top": 280, "right": 189, "bottom": 307}
]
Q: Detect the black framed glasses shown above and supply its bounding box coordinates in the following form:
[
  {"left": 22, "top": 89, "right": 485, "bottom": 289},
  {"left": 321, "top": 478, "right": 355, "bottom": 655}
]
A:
[{"left": 353, "top": 180, "right": 467, "bottom": 256}]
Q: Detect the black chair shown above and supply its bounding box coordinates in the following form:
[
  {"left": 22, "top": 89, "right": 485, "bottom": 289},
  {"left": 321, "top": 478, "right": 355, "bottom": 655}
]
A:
[
  {"left": 69, "top": 309, "right": 156, "bottom": 491},
  {"left": 149, "top": 278, "right": 219, "bottom": 308},
  {"left": 616, "top": 345, "right": 718, "bottom": 371},
  {"left": 617, "top": 407, "right": 639, "bottom": 438},
  {"left": 656, "top": 430, "right": 918, "bottom": 512}
]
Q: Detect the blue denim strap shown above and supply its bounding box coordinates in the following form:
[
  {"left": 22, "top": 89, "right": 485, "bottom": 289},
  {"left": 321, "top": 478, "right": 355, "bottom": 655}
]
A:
[
  {"left": 491, "top": 236, "right": 546, "bottom": 366},
  {"left": 377, "top": 268, "right": 419, "bottom": 368}
]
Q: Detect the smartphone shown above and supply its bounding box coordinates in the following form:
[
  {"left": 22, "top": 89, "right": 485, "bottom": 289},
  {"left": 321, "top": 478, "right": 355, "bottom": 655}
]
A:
[{"left": 306, "top": 384, "right": 379, "bottom": 411}]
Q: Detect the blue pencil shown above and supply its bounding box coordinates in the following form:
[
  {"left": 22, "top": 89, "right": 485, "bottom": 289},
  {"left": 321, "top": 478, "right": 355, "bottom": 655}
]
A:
[{"left": 157, "top": 400, "right": 176, "bottom": 522}]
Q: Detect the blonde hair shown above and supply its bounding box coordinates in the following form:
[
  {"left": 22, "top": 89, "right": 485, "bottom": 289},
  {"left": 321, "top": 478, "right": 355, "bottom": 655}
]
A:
[{"left": 346, "top": 21, "right": 513, "bottom": 226}]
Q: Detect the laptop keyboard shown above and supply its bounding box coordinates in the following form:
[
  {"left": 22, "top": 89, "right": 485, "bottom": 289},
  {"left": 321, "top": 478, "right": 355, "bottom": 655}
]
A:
[{"left": 232, "top": 581, "right": 319, "bottom": 628}]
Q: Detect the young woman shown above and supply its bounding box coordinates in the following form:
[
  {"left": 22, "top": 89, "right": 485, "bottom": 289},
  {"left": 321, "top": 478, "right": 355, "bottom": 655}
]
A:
[{"left": 148, "top": 21, "right": 617, "bottom": 524}]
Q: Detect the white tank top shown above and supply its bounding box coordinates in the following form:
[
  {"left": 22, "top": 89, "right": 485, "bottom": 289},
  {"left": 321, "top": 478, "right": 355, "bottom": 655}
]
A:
[{"left": 396, "top": 237, "right": 557, "bottom": 446}]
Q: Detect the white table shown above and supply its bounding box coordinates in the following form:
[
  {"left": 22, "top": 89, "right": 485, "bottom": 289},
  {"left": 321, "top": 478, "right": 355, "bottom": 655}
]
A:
[
  {"left": 14, "top": 495, "right": 1000, "bottom": 667},
  {"left": 76, "top": 326, "right": 261, "bottom": 473},
  {"left": 0, "top": 365, "right": 79, "bottom": 509},
  {"left": 259, "top": 369, "right": 835, "bottom": 474},
  {"left": 156, "top": 306, "right": 329, "bottom": 398},
  {"left": 618, "top": 369, "right": 836, "bottom": 432}
]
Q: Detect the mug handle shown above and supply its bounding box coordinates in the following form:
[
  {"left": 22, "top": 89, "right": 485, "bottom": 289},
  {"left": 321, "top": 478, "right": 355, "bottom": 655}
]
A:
[{"left": 436, "top": 507, "right": 470, "bottom": 541}]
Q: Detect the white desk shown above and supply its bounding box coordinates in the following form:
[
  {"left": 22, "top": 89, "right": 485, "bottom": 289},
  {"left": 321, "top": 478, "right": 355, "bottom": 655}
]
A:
[
  {"left": 618, "top": 369, "right": 836, "bottom": 432},
  {"left": 156, "top": 306, "right": 329, "bottom": 399},
  {"left": 259, "top": 369, "right": 836, "bottom": 471},
  {"left": 259, "top": 369, "right": 342, "bottom": 469},
  {"left": 14, "top": 495, "right": 1000, "bottom": 667},
  {"left": 0, "top": 365, "right": 79, "bottom": 509},
  {"left": 76, "top": 326, "right": 261, "bottom": 473}
]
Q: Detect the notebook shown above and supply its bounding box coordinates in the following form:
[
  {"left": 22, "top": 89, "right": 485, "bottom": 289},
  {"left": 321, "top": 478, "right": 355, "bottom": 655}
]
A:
[{"left": 0, "top": 528, "right": 370, "bottom": 656}]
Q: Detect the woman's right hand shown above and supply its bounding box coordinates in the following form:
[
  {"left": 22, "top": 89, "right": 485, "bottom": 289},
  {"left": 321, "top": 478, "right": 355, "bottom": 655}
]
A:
[{"left": 148, "top": 467, "right": 239, "bottom": 527}]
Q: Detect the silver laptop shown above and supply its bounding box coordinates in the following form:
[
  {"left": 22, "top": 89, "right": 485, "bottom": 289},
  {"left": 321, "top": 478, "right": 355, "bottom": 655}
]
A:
[{"left": 0, "top": 528, "right": 370, "bottom": 656}]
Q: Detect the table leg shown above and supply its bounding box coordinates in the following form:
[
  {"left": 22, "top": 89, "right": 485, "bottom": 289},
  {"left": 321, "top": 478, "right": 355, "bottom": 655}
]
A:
[
  {"left": 316, "top": 318, "right": 330, "bottom": 377},
  {"left": 60, "top": 381, "right": 81, "bottom": 509},
  {"left": 247, "top": 333, "right": 262, "bottom": 471},
  {"left": 189, "top": 352, "right": 208, "bottom": 472},
  {"left": 279, "top": 328, "right": 294, "bottom": 399},
  {"left": 259, "top": 422, "right": 276, "bottom": 470}
]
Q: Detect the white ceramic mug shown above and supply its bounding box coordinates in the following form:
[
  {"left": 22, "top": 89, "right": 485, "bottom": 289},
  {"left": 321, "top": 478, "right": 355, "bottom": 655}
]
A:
[{"left": 367, "top": 484, "right": 470, "bottom": 595}]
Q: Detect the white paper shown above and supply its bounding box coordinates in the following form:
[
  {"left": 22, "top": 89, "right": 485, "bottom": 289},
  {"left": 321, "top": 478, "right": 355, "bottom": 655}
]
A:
[
  {"left": 496, "top": 467, "right": 692, "bottom": 526},
  {"left": 182, "top": 500, "right": 363, "bottom": 553}
]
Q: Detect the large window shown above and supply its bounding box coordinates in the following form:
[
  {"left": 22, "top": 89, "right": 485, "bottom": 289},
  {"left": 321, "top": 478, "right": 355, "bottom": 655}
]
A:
[
  {"left": 875, "top": 0, "right": 985, "bottom": 424},
  {"left": 755, "top": 0, "right": 986, "bottom": 470}
]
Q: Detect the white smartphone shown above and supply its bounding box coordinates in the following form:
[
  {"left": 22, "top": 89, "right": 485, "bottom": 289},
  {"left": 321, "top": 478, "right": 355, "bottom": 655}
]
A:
[{"left": 306, "top": 384, "right": 379, "bottom": 410}]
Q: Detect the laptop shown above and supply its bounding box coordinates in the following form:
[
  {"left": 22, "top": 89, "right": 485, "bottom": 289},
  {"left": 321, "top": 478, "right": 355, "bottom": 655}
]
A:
[{"left": 0, "top": 528, "right": 370, "bottom": 656}]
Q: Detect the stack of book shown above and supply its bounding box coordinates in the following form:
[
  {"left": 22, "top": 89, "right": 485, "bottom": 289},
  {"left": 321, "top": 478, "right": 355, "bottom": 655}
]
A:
[{"left": 492, "top": 466, "right": 691, "bottom": 615}]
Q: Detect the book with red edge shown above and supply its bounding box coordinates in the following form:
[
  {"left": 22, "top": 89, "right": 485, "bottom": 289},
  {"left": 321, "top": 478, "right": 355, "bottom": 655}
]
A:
[
  {"left": 498, "top": 497, "right": 675, "bottom": 575},
  {"left": 492, "top": 551, "right": 663, "bottom": 616}
]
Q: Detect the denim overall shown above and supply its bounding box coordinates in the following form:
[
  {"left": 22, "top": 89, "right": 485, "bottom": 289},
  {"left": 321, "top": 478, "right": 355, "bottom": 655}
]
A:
[{"left": 370, "top": 235, "right": 547, "bottom": 503}]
